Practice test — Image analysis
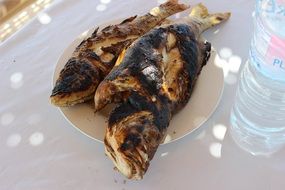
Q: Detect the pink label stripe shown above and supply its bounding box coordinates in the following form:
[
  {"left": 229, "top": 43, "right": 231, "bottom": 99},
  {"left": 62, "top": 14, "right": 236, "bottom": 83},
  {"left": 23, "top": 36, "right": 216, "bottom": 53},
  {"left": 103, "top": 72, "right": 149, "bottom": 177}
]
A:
[{"left": 267, "top": 36, "right": 285, "bottom": 60}]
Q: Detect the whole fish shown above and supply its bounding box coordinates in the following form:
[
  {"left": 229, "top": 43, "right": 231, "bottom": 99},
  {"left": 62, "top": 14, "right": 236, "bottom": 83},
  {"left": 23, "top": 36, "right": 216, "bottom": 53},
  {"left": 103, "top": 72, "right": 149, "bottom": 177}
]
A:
[
  {"left": 50, "top": 0, "right": 188, "bottom": 107},
  {"left": 95, "top": 4, "right": 231, "bottom": 179}
]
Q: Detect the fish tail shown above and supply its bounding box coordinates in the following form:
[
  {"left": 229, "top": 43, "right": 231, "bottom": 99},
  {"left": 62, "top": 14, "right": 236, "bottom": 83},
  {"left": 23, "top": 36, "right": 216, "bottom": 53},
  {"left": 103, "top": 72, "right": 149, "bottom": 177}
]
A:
[
  {"left": 189, "top": 3, "right": 231, "bottom": 32},
  {"left": 150, "top": 0, "right": 189, "bottom": 18}
]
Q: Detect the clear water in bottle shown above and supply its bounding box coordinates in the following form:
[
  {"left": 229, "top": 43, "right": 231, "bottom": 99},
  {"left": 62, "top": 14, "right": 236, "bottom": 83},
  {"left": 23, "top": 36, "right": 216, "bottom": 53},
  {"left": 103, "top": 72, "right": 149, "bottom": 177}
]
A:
[{"left": 230, "top": 0, "right": 285, "bottom": 156}]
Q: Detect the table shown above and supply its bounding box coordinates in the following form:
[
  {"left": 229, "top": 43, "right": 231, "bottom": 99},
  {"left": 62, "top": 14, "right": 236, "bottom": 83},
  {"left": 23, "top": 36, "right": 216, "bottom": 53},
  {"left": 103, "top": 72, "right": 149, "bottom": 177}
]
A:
[{"left": 1, "top": 0, "right": 285, "bottom": 189}]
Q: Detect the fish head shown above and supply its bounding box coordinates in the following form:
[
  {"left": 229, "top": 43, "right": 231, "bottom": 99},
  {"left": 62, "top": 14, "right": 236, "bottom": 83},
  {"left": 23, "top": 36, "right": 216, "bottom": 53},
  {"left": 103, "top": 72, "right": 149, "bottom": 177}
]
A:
[
  {"left": 50, "top": 58, "right": 100, "bottom": 106},
  {"left": 105, "top": 106, "right": 162, "bottom": 179}
]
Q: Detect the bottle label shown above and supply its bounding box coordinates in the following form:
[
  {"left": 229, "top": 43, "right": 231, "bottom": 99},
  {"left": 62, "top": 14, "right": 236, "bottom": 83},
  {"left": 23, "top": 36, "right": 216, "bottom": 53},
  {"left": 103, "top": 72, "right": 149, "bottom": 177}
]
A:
[
  {"left": 255, "top": 0, "right": 285, "bottom": 81},
  {"left": 266, "top": 36, "right": 285, "bottom": 73}
]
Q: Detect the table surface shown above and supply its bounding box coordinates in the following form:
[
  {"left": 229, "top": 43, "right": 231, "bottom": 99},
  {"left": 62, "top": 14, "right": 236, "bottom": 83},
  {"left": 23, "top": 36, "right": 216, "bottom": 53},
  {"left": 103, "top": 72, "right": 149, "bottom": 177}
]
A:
[{"left": 1, "top": 0, "right": 285, "bottom": 189}]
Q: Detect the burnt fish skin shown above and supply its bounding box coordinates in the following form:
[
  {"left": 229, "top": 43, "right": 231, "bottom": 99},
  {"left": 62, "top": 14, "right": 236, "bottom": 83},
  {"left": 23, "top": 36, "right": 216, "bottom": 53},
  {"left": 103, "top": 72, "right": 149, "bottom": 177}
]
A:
[
  {"left": 96, "top": 4, "right": 231, "bottom": 179},
  {"left": 50, "top": 0, "right": 188, "bottom": 107}
]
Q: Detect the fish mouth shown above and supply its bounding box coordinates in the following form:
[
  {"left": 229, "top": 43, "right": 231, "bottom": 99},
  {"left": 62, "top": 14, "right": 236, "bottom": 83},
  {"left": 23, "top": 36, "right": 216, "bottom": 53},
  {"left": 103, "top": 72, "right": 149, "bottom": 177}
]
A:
[{"left": 50, "top": 91, "right": 95, "bottom": 107}]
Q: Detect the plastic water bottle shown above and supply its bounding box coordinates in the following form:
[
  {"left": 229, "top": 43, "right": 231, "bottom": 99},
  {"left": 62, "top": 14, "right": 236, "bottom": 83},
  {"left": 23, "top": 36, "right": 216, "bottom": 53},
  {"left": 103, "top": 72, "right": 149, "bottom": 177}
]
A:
[{"left": 230, "top": 0, "right": 285, "bottom": 156}]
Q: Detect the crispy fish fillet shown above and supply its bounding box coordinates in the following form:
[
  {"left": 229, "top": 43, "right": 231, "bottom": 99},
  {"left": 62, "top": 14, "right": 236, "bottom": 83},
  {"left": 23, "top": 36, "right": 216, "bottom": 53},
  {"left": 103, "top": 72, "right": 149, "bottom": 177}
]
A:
[
  {"left": 96, "top": 4, "right": 231, "bottom": 179},
  {"left": 50, "top": 0, "right": 188, "bottom": 107}
]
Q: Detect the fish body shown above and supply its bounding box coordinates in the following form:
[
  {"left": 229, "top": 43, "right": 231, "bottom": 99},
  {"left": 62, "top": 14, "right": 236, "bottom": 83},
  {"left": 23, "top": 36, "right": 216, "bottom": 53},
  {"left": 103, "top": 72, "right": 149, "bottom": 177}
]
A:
[
  {"left": 50, "top": 0, "right": 188, "bottom": 107},
  {"left": 96, "top": 4, "right": 231, "bottom": 179}
]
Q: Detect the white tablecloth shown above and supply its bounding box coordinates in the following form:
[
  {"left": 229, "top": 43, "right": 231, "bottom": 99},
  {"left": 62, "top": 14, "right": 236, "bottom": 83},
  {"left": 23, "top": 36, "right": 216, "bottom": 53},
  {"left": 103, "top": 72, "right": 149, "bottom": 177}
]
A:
[{"left": 1, "top": 0, "right": 285, "bottom": 189}]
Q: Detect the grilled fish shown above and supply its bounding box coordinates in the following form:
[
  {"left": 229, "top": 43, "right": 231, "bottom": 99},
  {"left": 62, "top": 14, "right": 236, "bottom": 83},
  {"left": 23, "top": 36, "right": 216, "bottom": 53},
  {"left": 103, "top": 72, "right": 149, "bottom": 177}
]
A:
[
  {"left": 96, "top": 4, "right": 231, "bottom": 179},
  {"left": 50, "top": 0, "right": 188, "bottom": 107}
]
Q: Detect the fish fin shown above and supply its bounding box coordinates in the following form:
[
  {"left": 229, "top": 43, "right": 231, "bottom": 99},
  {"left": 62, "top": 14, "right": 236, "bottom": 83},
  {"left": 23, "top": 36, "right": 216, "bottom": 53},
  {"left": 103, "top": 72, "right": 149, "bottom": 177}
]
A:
[
  {"left": 120, "top": 15, "right": 137, "bottom": 24},
  {"left": 200, "top": 41, "right": 212, "bottom": 68},
  {"left": 189, "top": 3, "right": 231, "bottom": 32},
  {"left": 91, "top": 27, "right": 99, "bottom": 37}
]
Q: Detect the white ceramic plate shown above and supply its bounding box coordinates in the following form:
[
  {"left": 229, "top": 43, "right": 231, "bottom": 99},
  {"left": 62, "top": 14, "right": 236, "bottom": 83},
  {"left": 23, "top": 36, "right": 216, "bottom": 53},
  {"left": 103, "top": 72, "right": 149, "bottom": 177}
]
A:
[{"left": 53, "top": 24, "right": 224, "bottom": 145}]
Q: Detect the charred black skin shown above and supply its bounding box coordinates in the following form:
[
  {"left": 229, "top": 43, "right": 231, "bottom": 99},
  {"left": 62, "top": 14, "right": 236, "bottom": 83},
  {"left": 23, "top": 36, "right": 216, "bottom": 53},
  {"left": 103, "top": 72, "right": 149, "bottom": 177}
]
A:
[
  {"left": 107, "top": 27, "right": 168, "bottom": 96},
  {"left": 51, "top": 39, "right": 133, "bottom": 98},
  {"left": 51, "top": 17, "right": 137, "bottom": 99},
  {"left": 106, "top": 24, "right": 210, "bottom": 112},
  {"left": 108, "top": 92, "right": 170, "bottom": 161},
  {"left": 107, "top": 24, "right": 211, "bottom": 151},
  {"left": 51, "top": 58, "right": 100, "bottom": 96},
  {"left": 109, "top": 92, "right": 171, "bottom": 132},
  {"left": 51, "top": 1, "right": 189, "bottom": 105}
]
